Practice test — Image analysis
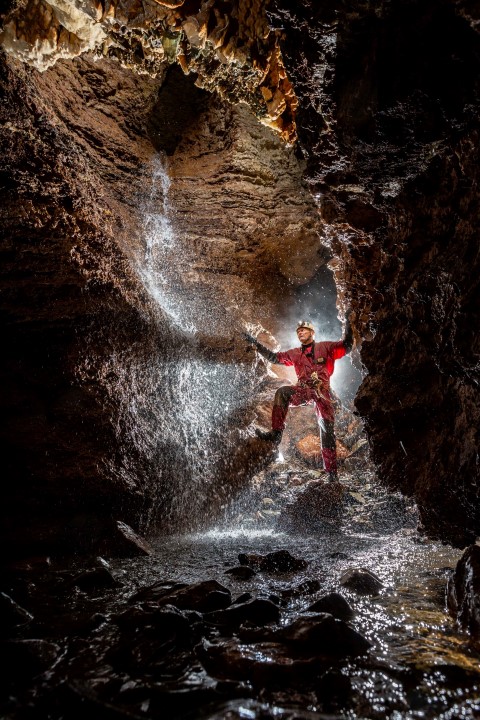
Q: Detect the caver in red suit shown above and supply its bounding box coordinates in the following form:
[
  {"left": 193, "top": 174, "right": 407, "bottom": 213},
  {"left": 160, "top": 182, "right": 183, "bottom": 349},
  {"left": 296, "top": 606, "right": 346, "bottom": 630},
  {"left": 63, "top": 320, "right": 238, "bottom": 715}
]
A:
[{"left": 243, "top": 315, "right": 353, "bottom": 482}]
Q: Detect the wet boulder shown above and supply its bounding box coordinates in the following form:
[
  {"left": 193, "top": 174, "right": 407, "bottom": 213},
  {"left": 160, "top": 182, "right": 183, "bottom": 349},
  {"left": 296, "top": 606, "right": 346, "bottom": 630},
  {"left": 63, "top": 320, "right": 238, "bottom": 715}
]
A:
[
  {"left": 198, "top": 637, "right": 331, "bottom": 687},
  {"left": 278, "top": 579, "right": 321, "bottom": 600},
  {"left": 238, "top": 550, "right": 307, "bottom": 573},
  {"left": 70, "top": 566, "right": 122, "bottom": 593},
  {"left": 277, "top": 481, "right": 346, "bottom": 534},
  {"left": 339, "top": 568, "right": 384, "bottom": 595},
  {"left": 110, "top": 604, "right": 204, "bottom": 671},
  {"left": 239, "top": 612, "right": 370, "bottom": 659},
  {"left": 204, "top": 598, "right": 281, "bottom": 629},
  {"left": 102, "top": 521, "right": 153, "bottom": 557},
  {"left": 307, "top": 592, "right": 354, "bottom": 621},
  {"left": 201, "top": 699, "right": 324, "bottom": 719},
  {"left": 225, "top": 566, "right": 256, "bottom": 580},
  {"left": 130, "top": 579, "right": 232, "bottom": 612},
  {"left": 316, "top": 668, "right": 353, "bottom": 710},
  {"left": 232, "top": 592, "right": 253, "bottom": 604},
  {"left": 447, "top": 544, "right": 480, "bottom": 637},
  {"left": 271, "top": 613, "right": 371, "bottom": 658}
]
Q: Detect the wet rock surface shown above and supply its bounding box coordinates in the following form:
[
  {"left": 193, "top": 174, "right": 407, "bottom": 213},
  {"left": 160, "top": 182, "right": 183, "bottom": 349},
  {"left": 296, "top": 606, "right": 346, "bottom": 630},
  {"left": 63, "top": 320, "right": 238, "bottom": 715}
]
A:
[
  {"left": 0, "top": 512, "right": 479, "bottom": 720},
  {"left": 447, "top": 544, "right": 480, "bottom": 640},
  {"left": 224, "top": 411, "right": 417, "bottom": 541},
  {"left": 0, "top": 48, "right": 317, "bottom": 557},
  {"left": 339, "top": 568, "right": 384, "bottom": 596},
  {"left": 0, "top": 445, "right": 476, "bottom": 718}
]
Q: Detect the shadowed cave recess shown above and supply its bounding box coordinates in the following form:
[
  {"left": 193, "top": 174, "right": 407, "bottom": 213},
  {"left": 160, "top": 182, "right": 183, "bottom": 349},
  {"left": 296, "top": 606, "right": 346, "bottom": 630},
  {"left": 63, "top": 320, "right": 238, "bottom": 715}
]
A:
[{"left": 0, "top": 0, "right": 480, "bottom": 717}]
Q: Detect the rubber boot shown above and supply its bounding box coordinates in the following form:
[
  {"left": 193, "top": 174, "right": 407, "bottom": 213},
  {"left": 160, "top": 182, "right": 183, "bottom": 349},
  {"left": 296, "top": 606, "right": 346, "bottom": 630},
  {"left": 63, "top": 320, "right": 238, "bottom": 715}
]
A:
[{"left": 255, "top": 428, "right": 283, "bottom": 445}]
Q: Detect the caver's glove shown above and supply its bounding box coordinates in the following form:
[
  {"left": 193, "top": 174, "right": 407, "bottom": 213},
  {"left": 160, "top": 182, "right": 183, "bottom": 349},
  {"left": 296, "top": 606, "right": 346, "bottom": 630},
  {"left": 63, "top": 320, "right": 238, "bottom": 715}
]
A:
[
  {"left": 241, "top": 331, "right": 278, "bottom": 363},
  {"left": 242, "top": 332, "right": 257, "bottom": 345}
]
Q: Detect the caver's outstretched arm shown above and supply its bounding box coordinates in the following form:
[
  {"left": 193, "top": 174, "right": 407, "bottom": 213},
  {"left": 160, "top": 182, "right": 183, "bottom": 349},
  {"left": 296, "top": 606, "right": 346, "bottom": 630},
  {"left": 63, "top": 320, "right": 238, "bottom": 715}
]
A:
[{"left": 242, "top": 332, "right": 279, "bottom": 364}]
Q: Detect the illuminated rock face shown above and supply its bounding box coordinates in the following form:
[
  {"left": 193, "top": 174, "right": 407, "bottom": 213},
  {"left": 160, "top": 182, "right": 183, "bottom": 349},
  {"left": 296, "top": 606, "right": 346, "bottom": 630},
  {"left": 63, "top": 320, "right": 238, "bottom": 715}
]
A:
[
  {"left": 0, "top": 50, "right": 324, "bottom": 557},
  {"left": 1, "top": 0, "right": 479, "bottom": 553},
  {"left": 0, "top": 0, "right": 297, "bottom": 140}
]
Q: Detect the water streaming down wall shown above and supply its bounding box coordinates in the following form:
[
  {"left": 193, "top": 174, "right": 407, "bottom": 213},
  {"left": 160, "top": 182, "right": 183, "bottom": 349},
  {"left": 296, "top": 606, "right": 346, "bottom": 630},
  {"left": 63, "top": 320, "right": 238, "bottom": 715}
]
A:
[{"left": 126, "top": 155, "right": 259, "bottom": 529}]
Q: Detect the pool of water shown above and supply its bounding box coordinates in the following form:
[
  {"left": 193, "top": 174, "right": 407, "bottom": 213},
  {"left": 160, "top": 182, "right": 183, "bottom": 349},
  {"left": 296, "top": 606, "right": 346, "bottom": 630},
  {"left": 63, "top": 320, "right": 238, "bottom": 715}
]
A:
[
  {"left": 2, "top": 515, "right": 479, "bottom": 719},
  {"left": 101, "top": 524, "right": 480, "bottom": 718}
]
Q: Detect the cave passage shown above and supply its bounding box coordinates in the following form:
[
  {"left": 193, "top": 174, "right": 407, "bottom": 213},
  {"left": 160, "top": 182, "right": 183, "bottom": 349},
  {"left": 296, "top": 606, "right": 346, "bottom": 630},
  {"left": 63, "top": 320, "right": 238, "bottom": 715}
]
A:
[{"left": 1, "top": 0, "right": 480, "bottom": 716}]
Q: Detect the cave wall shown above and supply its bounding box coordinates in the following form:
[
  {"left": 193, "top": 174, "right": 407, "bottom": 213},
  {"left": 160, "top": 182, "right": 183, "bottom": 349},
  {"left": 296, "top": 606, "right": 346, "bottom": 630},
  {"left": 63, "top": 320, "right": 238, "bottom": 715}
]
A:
[
  {"left": 0, "top": 54, "right": 175, "bottom": 556},
  {"left": 273, "top": 0, "right": 480, "bottom": 545},
  {"left": 0, "top": 45, "right": 327, "bottom": 558}
]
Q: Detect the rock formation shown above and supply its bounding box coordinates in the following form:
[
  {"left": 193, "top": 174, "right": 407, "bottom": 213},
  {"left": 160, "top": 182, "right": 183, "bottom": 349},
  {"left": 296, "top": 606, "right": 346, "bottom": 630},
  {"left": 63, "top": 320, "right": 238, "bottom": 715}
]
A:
[{"left": 0, "top": 0, "right": 479, "bottom": 555}]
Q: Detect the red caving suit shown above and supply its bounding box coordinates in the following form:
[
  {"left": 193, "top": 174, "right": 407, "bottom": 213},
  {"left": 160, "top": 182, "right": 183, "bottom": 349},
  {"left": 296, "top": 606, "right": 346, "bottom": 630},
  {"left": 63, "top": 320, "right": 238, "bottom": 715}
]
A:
[{"left": 272, "top": 340, "right": 348, "bottom": 473}]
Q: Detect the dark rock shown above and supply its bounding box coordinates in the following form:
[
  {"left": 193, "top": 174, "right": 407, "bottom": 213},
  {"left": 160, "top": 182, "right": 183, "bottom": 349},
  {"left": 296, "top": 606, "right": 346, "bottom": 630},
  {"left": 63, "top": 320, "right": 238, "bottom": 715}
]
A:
[
  {"left": 0, "top": 591, "right": 33, "bottom": 633},
  {"left": 232, "top": 592, "right": 253, "bottom": 605},
  {"left": 307, "top": 593, "right": 354, "bottom": 621},
  {"left": 267, "top": 593, "right": 282, "bottom": 605},
  {"left": 279, "top": 579, "right": 322, "bottom": 600},
  {"left": 131, "top": 580, "right": 232, "bottom": 612},
  {"left": 114, "top": 603, "right": 195, "bottom": 633},
  {"left": 339, "top": 568, "right": 384, "bottom": 595},
  {"left": 108, "top": 521, "right": 153, "bottom": 558},
  {"left": 239, "top": 611, "right": 370, "bottom": 660},
  {"left": 238, "top": 550, "right": 307, "bottom": 574},
  {"left": 0, "top": 639, "right": 61, "bottom": 680},
  {"left": 204, "top": 598, "right": 281, "bottom": 629},
  {"left": 277, "top": 481, "right": 346, "bottom": 534},
  {"left": 199, "top": 698, "right": 324, "bottom": 719},
  {"left": 447, "top": 544, "right": 480, "bottom": 637},
  {"left": 272, "top": 613, "right": 371, "bottom": 658},
  {"left": 225, "top": 566, "right": 256, "bottom": 580},
  {"left": 198, "top": 637, "right": 331, "bottom": 687},
  {"left": 81, "top": 613, "right": 109, "bottom": 633},
  {"left": 110, "top": 604, "right": 203, "bottom": 670},
  {"left": 71, "top": 566, "right": 121, "bottom": 592},
  {"left": 316, "top": 669, "right": 353, "bottom": 709}
]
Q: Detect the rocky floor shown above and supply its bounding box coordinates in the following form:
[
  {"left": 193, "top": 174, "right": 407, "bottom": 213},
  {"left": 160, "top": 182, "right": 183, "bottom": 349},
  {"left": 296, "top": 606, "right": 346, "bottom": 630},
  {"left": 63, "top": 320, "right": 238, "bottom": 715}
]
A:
[{"left": 1, "top": 436, "right": 479, "bottom": 719}]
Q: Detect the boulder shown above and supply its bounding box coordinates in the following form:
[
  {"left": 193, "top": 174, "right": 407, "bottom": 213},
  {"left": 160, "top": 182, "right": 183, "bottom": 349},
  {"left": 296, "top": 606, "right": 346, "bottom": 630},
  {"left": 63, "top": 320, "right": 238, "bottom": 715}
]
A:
[
  {"left": 204, "top": 598, "right": 281, "bottom": 629},
  {"left": 70, "top": 567, "right": 121, "bottom": 593},
  {"left": 225, "top": 566, "right": 256, "bottom": 580},
  {"left": 446, "top": 544, "right": 480, "bottom": 637},
  {"left": 307, "top": 592, "right": 354, "bottom": 621},
  {"left": 271, "top": 613, "right": 371, "bottom": 658},
  {"left": 277, "top": 481, "right": 346, "bottom": 533},
  {"left": 339, "top": 568, "right": 384, "bottom": 596},
  {"left": 130, "top": 579, "right": 232, "bottom": 612}
]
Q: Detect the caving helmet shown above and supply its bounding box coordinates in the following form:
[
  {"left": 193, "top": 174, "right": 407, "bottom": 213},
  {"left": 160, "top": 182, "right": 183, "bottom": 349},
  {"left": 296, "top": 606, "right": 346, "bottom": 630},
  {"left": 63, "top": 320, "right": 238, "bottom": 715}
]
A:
[{"left": 296, "top": 320, "right": 315, "bottom": 332}]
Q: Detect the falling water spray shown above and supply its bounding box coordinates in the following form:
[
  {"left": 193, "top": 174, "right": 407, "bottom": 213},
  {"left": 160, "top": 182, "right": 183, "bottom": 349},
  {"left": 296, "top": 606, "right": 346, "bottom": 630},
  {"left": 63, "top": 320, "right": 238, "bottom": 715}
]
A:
[{"left": 131, "top": 155, "right": 259, "bottom": 529}]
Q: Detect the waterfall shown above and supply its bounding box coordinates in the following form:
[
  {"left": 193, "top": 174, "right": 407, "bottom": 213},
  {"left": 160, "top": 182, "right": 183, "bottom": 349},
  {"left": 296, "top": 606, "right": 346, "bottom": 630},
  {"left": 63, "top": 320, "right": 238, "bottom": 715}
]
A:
[
  {"left": 139, "top": 156, "right": 196, "bottom": 333},
  {"left": 129, "top": 155, "right": 256, "bottom": 528}
]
